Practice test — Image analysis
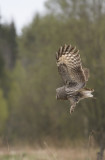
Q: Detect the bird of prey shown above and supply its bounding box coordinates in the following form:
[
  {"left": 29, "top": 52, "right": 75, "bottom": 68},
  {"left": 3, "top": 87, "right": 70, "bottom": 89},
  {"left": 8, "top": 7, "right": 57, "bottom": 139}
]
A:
[{"left": 56, "top": 44, "right": 94, "bottom": 114}]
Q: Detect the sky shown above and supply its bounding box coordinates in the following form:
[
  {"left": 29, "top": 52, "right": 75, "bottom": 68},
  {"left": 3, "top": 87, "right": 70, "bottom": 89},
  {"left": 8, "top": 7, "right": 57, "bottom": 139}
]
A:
[{"left": 0, "top": 0, "right": 47, "bottom": 34}]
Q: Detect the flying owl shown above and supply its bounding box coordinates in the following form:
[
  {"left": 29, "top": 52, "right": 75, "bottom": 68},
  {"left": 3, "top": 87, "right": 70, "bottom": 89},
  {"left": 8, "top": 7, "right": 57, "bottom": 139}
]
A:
[{"left": 56, "top": 44, "right": 94, "bottom": 114}]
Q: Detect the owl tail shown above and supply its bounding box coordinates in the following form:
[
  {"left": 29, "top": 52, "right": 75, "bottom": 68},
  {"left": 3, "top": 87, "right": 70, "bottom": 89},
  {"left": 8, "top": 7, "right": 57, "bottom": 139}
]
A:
[{"left": 81, "top": 88, "right": 94, "bottom": 98}]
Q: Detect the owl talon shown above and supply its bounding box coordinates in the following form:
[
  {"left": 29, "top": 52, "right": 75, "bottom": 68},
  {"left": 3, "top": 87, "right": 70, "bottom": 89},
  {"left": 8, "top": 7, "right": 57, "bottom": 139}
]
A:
[
  {"left": 70, "top": 108, "right": 74, "bottom": 114},
  {"left": 70, "top": 105, "right": 75, "bottom": 114}
]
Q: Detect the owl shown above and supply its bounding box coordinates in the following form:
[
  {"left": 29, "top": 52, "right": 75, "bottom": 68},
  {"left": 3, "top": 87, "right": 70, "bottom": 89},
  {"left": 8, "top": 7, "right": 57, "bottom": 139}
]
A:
[{"left": 56, "top": 44, "right": 94, "bottom": 114}]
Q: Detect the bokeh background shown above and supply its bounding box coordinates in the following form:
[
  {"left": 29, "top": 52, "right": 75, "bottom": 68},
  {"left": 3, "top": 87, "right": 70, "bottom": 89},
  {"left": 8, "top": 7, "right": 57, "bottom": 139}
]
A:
[{"left": 0, "top": 0, "right": 105, "bottom": 159}]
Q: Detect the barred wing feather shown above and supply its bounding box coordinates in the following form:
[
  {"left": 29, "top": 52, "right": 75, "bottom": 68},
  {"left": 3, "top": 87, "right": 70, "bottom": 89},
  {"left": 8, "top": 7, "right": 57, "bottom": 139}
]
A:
[{"left": 56, "top": 44, "right": 87, "bottom": 91}]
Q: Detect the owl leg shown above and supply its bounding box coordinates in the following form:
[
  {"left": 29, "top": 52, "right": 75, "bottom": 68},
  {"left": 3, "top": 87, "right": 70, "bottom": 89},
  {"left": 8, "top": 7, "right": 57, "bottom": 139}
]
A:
[
  {"left": 68, "top": 97, "right": 77, "bottom": 114},
  {"left": 70, "top": 103, "right": 76, "bottom": 114}
]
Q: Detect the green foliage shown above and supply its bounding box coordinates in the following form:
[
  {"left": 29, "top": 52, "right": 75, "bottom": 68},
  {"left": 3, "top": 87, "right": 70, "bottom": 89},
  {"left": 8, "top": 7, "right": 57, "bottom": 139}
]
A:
[
  {"left": 0, "top": 21, "right": 17, "bottom": 69},
  {"left": 0, "top": 89, "right": 8, "bottom": 133}
]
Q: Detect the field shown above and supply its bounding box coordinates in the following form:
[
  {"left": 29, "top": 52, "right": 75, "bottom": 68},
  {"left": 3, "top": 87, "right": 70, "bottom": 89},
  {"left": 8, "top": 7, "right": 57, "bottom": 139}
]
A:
[{"left": 0, "top": 147, "right": 98, "bottom": 160}]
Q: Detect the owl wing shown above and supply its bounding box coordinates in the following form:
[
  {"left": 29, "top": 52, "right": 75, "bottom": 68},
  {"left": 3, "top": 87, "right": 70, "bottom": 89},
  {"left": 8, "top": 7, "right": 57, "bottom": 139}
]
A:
[
  {"left": 83, "top": 68, "right": 89, "bottom": 81},
  {"left": 56, "top": 44, "right": 88, "bottom": 91}
]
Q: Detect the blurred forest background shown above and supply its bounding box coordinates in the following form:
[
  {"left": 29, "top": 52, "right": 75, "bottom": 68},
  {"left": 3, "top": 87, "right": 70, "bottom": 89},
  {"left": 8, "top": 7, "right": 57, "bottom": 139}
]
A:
[{"left": 0, "top": 0, "right": 105, "bottom": 148}]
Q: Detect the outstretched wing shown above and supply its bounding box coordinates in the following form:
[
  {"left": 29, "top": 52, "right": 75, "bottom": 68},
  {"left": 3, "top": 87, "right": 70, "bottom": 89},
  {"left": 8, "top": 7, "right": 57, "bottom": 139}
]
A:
[
  {"left": 83, "top": 68, "right": 89, "bottom": 81},
  {"left": 56, "top": 44, "right": 88, "bottom": 91}
]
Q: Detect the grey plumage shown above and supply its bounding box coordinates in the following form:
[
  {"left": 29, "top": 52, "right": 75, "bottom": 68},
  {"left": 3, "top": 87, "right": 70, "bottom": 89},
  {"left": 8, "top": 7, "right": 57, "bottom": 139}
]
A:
[{"left": 56, "top": 44, "right": 94, "bottom": 114}]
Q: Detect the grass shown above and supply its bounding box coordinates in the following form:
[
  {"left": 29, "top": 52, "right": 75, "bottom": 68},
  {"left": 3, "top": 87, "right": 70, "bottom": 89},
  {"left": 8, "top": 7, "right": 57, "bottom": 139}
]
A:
[{"left": 0, "top": 147, "right": 98, "bottom": 160}]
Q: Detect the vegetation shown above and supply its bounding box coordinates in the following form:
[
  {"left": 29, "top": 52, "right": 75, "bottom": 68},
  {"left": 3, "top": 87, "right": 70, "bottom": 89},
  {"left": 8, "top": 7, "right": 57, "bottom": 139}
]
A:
[{"left": 0, "top": 147, "right": 98, "bottom": 160}]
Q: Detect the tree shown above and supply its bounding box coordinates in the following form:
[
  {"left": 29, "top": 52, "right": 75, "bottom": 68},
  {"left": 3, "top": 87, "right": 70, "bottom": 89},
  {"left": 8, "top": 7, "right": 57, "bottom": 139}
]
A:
[{"left": 0, "top": 89, "right": 8, "bottom": 134}]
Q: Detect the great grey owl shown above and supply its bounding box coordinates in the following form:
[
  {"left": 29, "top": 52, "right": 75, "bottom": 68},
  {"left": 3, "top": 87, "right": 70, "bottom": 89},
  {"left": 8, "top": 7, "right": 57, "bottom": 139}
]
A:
[{"left": 56, "top": 44, "right": 94, "bottom": 114}]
